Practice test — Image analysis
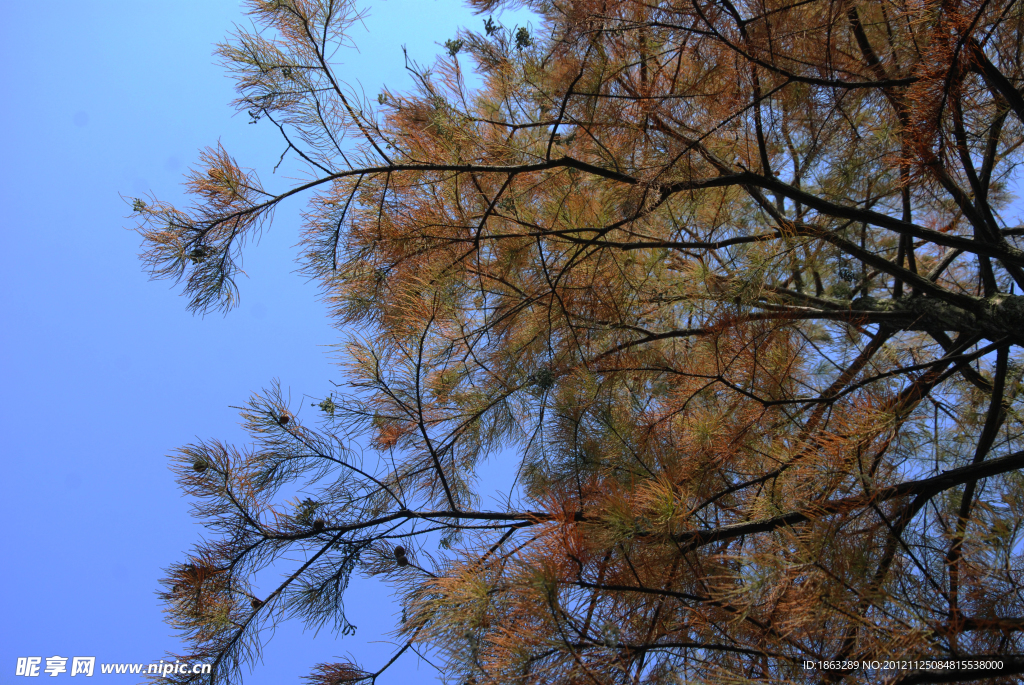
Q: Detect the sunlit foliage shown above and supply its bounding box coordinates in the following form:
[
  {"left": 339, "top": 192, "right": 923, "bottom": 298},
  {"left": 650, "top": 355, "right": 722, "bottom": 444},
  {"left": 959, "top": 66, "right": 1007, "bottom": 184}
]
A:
[{"left": 133, "top": 0, "right": 1024, "bottom": 682}]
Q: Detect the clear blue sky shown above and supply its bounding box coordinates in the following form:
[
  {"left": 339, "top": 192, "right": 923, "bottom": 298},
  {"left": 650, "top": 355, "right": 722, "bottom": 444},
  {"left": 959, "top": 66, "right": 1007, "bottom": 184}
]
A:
[{"left": 0, "top": 1, "right": 530, "bottom": 682}]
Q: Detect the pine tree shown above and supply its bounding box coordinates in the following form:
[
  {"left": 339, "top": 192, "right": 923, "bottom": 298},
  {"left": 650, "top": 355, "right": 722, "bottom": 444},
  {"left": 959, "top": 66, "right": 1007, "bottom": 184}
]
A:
[{"left": 132, "top": 0, "right": 1024, "bottom": 682}]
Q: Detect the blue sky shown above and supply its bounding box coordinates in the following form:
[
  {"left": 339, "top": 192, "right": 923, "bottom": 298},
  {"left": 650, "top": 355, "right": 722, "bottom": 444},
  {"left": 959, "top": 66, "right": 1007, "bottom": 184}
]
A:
[{"left": 0, "top": 1, "right": 530, "bottom": 682}]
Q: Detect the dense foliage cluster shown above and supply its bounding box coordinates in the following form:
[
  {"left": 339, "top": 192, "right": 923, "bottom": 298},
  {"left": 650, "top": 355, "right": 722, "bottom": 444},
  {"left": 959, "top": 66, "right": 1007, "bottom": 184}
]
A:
[{"left": 133, "top": 0, "right": 1024, "bottom": 682}]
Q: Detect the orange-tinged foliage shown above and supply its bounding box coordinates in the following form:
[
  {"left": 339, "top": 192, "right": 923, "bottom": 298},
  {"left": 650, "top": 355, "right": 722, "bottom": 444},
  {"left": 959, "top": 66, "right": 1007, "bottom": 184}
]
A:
[{"left": 131, "top": 0, "right": 1024, "bottom": 683}]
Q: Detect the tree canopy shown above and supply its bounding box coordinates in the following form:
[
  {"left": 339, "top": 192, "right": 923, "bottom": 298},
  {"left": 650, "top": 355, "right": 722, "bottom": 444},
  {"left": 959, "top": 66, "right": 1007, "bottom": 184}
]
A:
[{"left": 132, "top": 0, "right": 1024, "bottom": 682}]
